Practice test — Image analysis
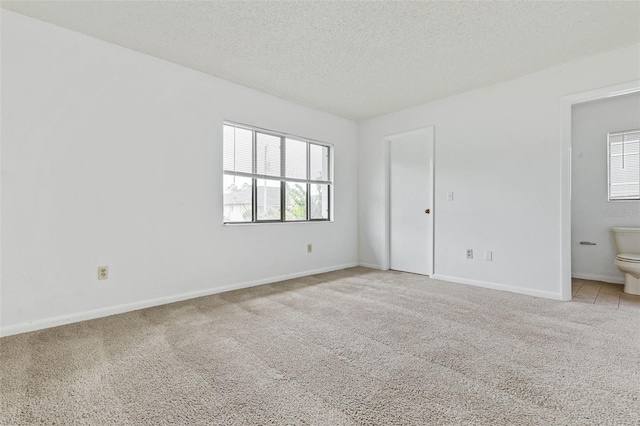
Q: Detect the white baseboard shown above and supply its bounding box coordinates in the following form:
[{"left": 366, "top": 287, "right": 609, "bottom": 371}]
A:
[
  {"left": 430, "top": 274, "right": 563, "bottom": 301},
  {"left": 358, "top": 262, "right": 386, "bottom": 270},
  {"left": 571, "top": 272, "right": 624, "bottom": 285},
  {"left": 0, "top": 263, "right": 358, "bottom": 337}
]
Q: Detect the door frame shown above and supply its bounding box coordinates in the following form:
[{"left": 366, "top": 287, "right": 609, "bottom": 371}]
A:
[
  {"left": 383, "top": 126, "right": 435, "bottom": 274},
  {"left": 560, "top": 80, "right": 640, "bottom": 301}
]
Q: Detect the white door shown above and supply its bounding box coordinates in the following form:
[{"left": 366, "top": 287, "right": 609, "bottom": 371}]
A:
[{"left": 389, "top": 129, "right": 434, "bottom": 275}]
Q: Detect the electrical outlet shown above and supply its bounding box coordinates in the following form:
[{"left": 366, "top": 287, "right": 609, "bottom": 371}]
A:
[
  {"left": 466, "top": 249, "right": 473, "bottom": 259},
  {"left": 307, "top": 244, "right": 313, "bottom": 253},
  {"left": 485, "top": 251, "right": 493, "bottom": 261},
  {"left": 448, "top": 192, "right": 454, "bottom": 201},
  {"left": 98, "top": 266, "right": 108, "bottom": 280}
]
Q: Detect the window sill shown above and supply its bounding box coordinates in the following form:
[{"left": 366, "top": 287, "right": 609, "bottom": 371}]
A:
[{"left": 223, "top": 220, "right": 332, "bottom": 226}]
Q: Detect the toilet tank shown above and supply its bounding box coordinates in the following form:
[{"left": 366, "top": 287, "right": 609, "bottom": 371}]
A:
[{"left": 611, "top": 227, "right": 640, "bottom": 254}]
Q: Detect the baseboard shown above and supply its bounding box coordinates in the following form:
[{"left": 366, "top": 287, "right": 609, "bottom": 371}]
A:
[
  {"left": 358, "top": 262, "right": 386, "bottom": 270},
  {"left": 571, "top": 272, "right": 624, "bottom": 285},
  {"left": 430, "top": 274, "right": 563, "bottom": 301},
  {"left": 0, "top": 262, "right": 358, "bottom": 337}
]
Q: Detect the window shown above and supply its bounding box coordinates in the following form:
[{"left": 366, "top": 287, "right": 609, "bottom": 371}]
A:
[
  {"left": 608, "top": 130, "right": 640, "bottom": 201},
  {"left": 223, "top": 123, "right": 331, "bottom": 223}
]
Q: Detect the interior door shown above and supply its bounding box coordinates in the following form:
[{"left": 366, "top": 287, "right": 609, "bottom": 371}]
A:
[{"left": 389, "top": 130, "right": 434, "bottom": 275}]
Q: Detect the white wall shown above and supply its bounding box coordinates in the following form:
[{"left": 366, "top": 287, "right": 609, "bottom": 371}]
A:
[
  {"left": 571, "top": 93, "right": 640, "bottom": 284},
  {"left": 358, "top": 44, "right": 640, "bottom": 299},
  {"left": 0, "top": 11, "right": 358, "bottom": 335}
]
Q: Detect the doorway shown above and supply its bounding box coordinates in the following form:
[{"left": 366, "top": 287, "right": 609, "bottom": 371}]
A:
[
  {"left": 560, "top": 80, "right": 640, "bottom": 300},
  {"left": 570, "top": 93, "right": 640, "bottom": 305},
  {"left": 384, "top": 127, "right": 435, "bottom": 275}
]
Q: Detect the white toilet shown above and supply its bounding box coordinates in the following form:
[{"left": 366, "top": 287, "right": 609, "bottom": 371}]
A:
[{"left": 611, "top": 227, "right": 640, "bottom": 295}]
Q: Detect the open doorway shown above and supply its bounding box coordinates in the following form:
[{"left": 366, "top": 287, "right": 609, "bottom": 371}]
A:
[
  {"left": 561, "top": 81, "right": 640, "bottom": 302},
  {"left": 571, "top": 93, "right": 640, "bottom": 303}
]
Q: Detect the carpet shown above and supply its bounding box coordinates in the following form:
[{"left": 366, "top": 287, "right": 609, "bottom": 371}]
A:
[{"left": 1, "top": 267, "right": 639, "bottom": 425}]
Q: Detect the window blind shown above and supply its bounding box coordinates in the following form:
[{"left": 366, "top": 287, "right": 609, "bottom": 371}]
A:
[
  {"left": 223, "top": 122, "right": 332, "bottom": 223},
  {"left": 608, "top": 130, "right": 640, "bottom": 201},
  {"left": 223, "top": 124, "right": 331, "bottom": 184}
]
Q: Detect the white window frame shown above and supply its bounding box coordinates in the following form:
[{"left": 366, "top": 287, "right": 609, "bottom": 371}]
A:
[
  {"left": 607, "top": 129, "right": 640, "bottom": 202},
  {"left": 223, "top": 121, "right": 333, "bottom": 224}
]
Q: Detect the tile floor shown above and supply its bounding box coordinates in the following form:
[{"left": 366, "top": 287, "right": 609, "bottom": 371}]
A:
[{"left": 572, "top": 278, "right": 640, "bottom": 311}]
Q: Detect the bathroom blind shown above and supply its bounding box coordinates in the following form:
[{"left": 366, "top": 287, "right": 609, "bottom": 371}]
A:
[{"left": 608, "top": 130, "right": 640, "bottom": 201}]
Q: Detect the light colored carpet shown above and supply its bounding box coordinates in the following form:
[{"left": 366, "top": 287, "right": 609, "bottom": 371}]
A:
[{"left": 1, "top": 267, "right": 639, "bottom": 425}]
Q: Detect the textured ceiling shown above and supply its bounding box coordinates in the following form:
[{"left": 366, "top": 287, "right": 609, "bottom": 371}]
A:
[{"left": 2, "top": 1, "right": 639, "bottom": 120}]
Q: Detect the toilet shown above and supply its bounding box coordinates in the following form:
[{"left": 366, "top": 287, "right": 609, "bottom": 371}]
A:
[{"left": 611, "top": 227, "right": 640, "bottom": 295}]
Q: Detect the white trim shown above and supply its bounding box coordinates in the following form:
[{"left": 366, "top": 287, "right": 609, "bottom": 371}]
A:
[
  {"left": 0, "top": 263, "right": 358, "bottom": 337},
  {"left": 431, "top": 274, "right": 563, "bottom": 301},
  {"left": 358, "top": 262, "right": 385, "bottom": 270},
  {"left": 383, "top": 126, "right": 435, "bottom": 274},
  {"left": 571, "top": 273, "right": 625, "bottom": 285},
  {"left": 382, "top": 140, "right": 391, "bottom": 271},
  {"left": 560, "top": 80, "right": 640, "bottom": 302}
]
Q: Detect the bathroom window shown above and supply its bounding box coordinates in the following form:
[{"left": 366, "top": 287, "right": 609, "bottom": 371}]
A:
[
  {"left": 608, "top": 129, "right": 640, "bottom": 201},
  {"left": 223, "top": 122, "right": 332, "bottom": 223}
]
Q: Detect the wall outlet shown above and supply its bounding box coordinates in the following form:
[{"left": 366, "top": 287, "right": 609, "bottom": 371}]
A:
[
  {"left": 307, "top": 244, "right": 313, "bottom": 253},
  {"left": 485, "top": 251, "right": 493, "bottom": 261},
  {"left": 448, "top": 192, "right": 454, "bottom": 201},
  {"left": 466, "top": 249, "right": 473, "bottom": 259},
  {"left": 98, "top": 266, "right": 108, "bottom": 280}
]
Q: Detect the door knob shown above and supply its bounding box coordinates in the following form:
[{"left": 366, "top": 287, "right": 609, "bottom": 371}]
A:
[{"left": 425, "top": 209, "right": 430, "bottom": 214}]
